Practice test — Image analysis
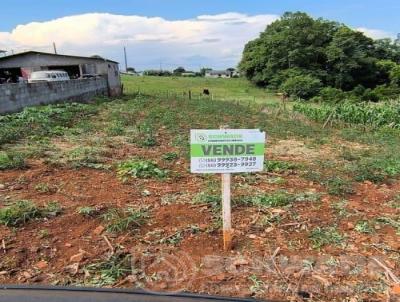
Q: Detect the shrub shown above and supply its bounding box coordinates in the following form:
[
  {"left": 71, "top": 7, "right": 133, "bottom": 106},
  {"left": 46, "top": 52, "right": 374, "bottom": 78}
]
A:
[
  {"left": 318, "top": 87, "right": 345, "bottom": 103},
  {"left": 280, "top": 75, "right": 322, "bottom": 99},
  {"left": 117, "top": 159, "right": 168, "bottom": 181},
  {"left": 361, "top": 88, "right": 380, "bottom": 102},
  {"left": 373, "top": 84, "right": 400, "bottom": 101},
  {"left": 351, "top": 85, "right": 366, "bottom": 97}
]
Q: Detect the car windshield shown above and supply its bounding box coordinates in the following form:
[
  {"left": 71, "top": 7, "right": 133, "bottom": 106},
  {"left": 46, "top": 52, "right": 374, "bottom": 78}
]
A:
[
  {"left": 1, "top": 3, "right": 400, "bottom": 302},
  {"left": 30, "top": 72, "right": 48, "bottom": 79}
]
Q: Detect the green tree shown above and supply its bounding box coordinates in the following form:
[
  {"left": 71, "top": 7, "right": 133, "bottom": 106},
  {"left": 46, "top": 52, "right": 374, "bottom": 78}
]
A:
[
  {"left": 239, "top": 11, "right": 398, "bottom": 97},
  {"left": 389, "top": 65, "right": 400, "bottom": 86},
  {"left": 374, "top": 39, "right": 400, "bottom": 63},
  {"left": 173, "top": 67, "right": 186, "bottom": 75},
  {"left": 325, "top": 27, "right": 378, "bottom": 89},
  {"left": 239, "top": 12, "right": 340, "bottom": 87}
]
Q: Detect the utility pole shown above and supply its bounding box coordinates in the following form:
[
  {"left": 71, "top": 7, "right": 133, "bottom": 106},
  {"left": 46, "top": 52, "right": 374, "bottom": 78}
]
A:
[
  {"left": 53, "top": 42, "right": 57, "bottom": 54},
  {"left": 123, "top": 46, "right": 128, "bottom": 72}
]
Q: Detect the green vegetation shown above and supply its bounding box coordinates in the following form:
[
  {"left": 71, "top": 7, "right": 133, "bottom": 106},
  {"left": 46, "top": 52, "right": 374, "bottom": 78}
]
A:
[
  {"left": 375, "top": 216, "right": 400, "bottom": 234},
  {"left": 85, "top": 251, "right": 132, "bottom": 286},
  {"left": 331, "top": 200, "right": 350, "bottom": 218},
  {"left": 0, "top": 200, "right": 61, "bottom": 227},
  {"left": 240, "top": 12, "right": 400, "bottom": 102},
  {"left": 355, "top": 220, "right": 374, "bottom": 234},
  {"left": 35, "top": 183, "right": 57, "bottom": 194},
  {"left": 162, "top": 152, "right": 179, "bottom": 161},
  {"left": 309, "top": 226, "right": 345, "bottom": 249},
  {"left": 264, "top": 160, "right": 298, "bottom": 172},
  {"left": 122, "top": 75, "right": 276, "bottom": 104},
  {"left": 117, "top": 159, "right": 168, "bottom": 181},
  {"left": 0, "top": 151, "right": 26, "bottom": 170},
  {"left": 77, "top": 206, "right": 97, "bottom": 217},
  {"left": 324, "top": 176, "right": 354, "bottom": 196},
  {"left": 102, "top": 207, "right": 148, "bottom": 233},
  {"left": 293, "top": 101, "right": 400, "bottom": 129},
  {"left": 236, "top": 190, "right": 321, "bottom": 207},
  {"left": 0, "top": 102, "right": 98, "bottom": 145}
]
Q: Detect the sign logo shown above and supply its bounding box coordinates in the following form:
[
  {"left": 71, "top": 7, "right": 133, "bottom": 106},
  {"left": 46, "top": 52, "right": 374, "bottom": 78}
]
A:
[{"left": 195, "top": 133, "right": 208, "bottom": 143}]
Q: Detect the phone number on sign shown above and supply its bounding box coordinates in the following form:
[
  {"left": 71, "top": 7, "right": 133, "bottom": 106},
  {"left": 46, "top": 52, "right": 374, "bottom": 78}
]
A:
[
  {"left": 199, "top": 157, "right": 257, "bottom": 163},
  {"left": 198, "top": 157, "right": 258, "bottom": 168}
]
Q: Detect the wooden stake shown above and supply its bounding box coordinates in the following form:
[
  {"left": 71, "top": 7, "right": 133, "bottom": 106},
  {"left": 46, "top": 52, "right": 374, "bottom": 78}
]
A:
[{"left": 222, "top": 173, "right": 232, "bottom": 251}]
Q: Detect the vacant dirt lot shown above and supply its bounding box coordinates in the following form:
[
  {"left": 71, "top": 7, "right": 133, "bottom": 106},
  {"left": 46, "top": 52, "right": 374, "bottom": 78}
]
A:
[{"left": 0, "top": 77, "right": 399, "bottom": 301}]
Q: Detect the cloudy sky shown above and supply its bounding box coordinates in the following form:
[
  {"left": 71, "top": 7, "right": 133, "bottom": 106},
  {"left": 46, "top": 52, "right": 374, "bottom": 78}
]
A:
[{"left": 0, "top": 0, "right": 399, "bottom": 70}]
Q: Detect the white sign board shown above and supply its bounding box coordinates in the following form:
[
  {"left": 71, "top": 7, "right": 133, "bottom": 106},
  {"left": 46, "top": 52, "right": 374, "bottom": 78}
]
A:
[{"left": 190, "top": 129, "right": 266, "bottom": 174}]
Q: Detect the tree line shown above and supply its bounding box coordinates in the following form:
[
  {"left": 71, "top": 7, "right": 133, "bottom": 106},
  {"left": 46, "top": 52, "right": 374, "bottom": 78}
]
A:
[{"left": 239, "top": 12, "right": 400, "bottom": 102}]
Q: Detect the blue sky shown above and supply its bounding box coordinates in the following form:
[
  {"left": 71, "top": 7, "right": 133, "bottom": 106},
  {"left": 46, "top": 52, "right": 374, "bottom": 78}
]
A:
[
  {"left": 1, "top": 0, "right": 399, "bottom": 69},
  {"left": 1, "top": 0, "right": 399, "bottom": 33}
]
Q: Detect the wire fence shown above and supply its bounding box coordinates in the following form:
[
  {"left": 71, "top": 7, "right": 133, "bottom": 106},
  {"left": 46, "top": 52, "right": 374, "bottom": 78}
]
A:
[{"left": 123, "top": 86, "right": 266, "bottom": 104}]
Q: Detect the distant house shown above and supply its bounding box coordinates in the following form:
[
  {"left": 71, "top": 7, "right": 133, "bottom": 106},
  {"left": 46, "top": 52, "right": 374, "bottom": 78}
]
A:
[
  {"left": 0, "top": 51, "right": 122, "bottom": 95},
  {"left": 181, "top": 72, "right": 196, "bottom": 77},
  {"left": 205, "top": 69, "right": 240, "bottom": 78}
]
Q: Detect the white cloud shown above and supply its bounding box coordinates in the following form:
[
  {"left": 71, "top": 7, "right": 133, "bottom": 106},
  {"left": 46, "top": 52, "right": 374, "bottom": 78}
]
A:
[
  {"left": 1, "top": 13, "right": 393, "bottom": 70},
  {"left": 356, "top": 27, "right": 394, "bottom": 40},
  {"left": 0, "top": 12, "right": 279, "bottom": 70}
]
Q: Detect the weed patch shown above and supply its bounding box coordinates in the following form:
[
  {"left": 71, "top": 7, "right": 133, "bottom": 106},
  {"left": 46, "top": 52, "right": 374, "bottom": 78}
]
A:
[
  {"left": 309, "top": 226, "right": 345, "bottom": 249},
  {"left": 0, "top": 102, "right": 98, "bottom": 145},
  {"left": 354, "top": 220, "right": 374, "bottom": 234},
  {"left": 0, "top": 152, "right": 26, "bottom": 170},
  {"left": 85, "top": 251, "right": 132, "bottom": 286},
  {"left": 102, "top": 207, "right": 148, "bottom": 233},
  {"left": 235, "top": 191, "right": 320, "bottom": 208},
  {"left": 0, "top": 200, "right": 62, "bottom": 227},
  {"left": 77, "top": 206, "right": 98, "bottom": 217},
  {"left": 264, "top": 160, "right": 298, "bottom": 173},
  {"left": 375, "top": 216, "right": 400, "bottom": 234},
  {"left": 325, "top": 177, "right": 354, "bottom": 196},
  {"left": 331, "top": 200, "right": 350, "bottom": 218},
  {"left": 117, "top": 159, "right": 168, "bottom": 181},
  {"left": 162, "top": 152, "right": 179, "bottom": 161}
]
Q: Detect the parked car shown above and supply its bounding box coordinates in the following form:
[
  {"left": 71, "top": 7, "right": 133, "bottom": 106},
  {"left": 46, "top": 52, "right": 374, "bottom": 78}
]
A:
[{"left": 28, "top": 70, "right": 70, "bottom": 83}]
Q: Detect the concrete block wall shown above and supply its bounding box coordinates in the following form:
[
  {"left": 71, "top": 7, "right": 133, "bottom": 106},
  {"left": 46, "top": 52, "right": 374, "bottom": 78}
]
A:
[{"left": 0, "top": 78, "right": 108, "bottom": 114}]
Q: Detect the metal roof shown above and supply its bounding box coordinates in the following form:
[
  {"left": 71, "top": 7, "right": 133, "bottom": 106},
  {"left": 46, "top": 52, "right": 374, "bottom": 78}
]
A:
[{"left": 0, "top": 51, "right": 119, "bottom": 64}]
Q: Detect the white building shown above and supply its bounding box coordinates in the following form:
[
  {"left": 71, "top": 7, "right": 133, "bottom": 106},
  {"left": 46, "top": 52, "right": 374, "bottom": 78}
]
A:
[{"left": 205, "top": 70, "right": 240, "bottom": 78}]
